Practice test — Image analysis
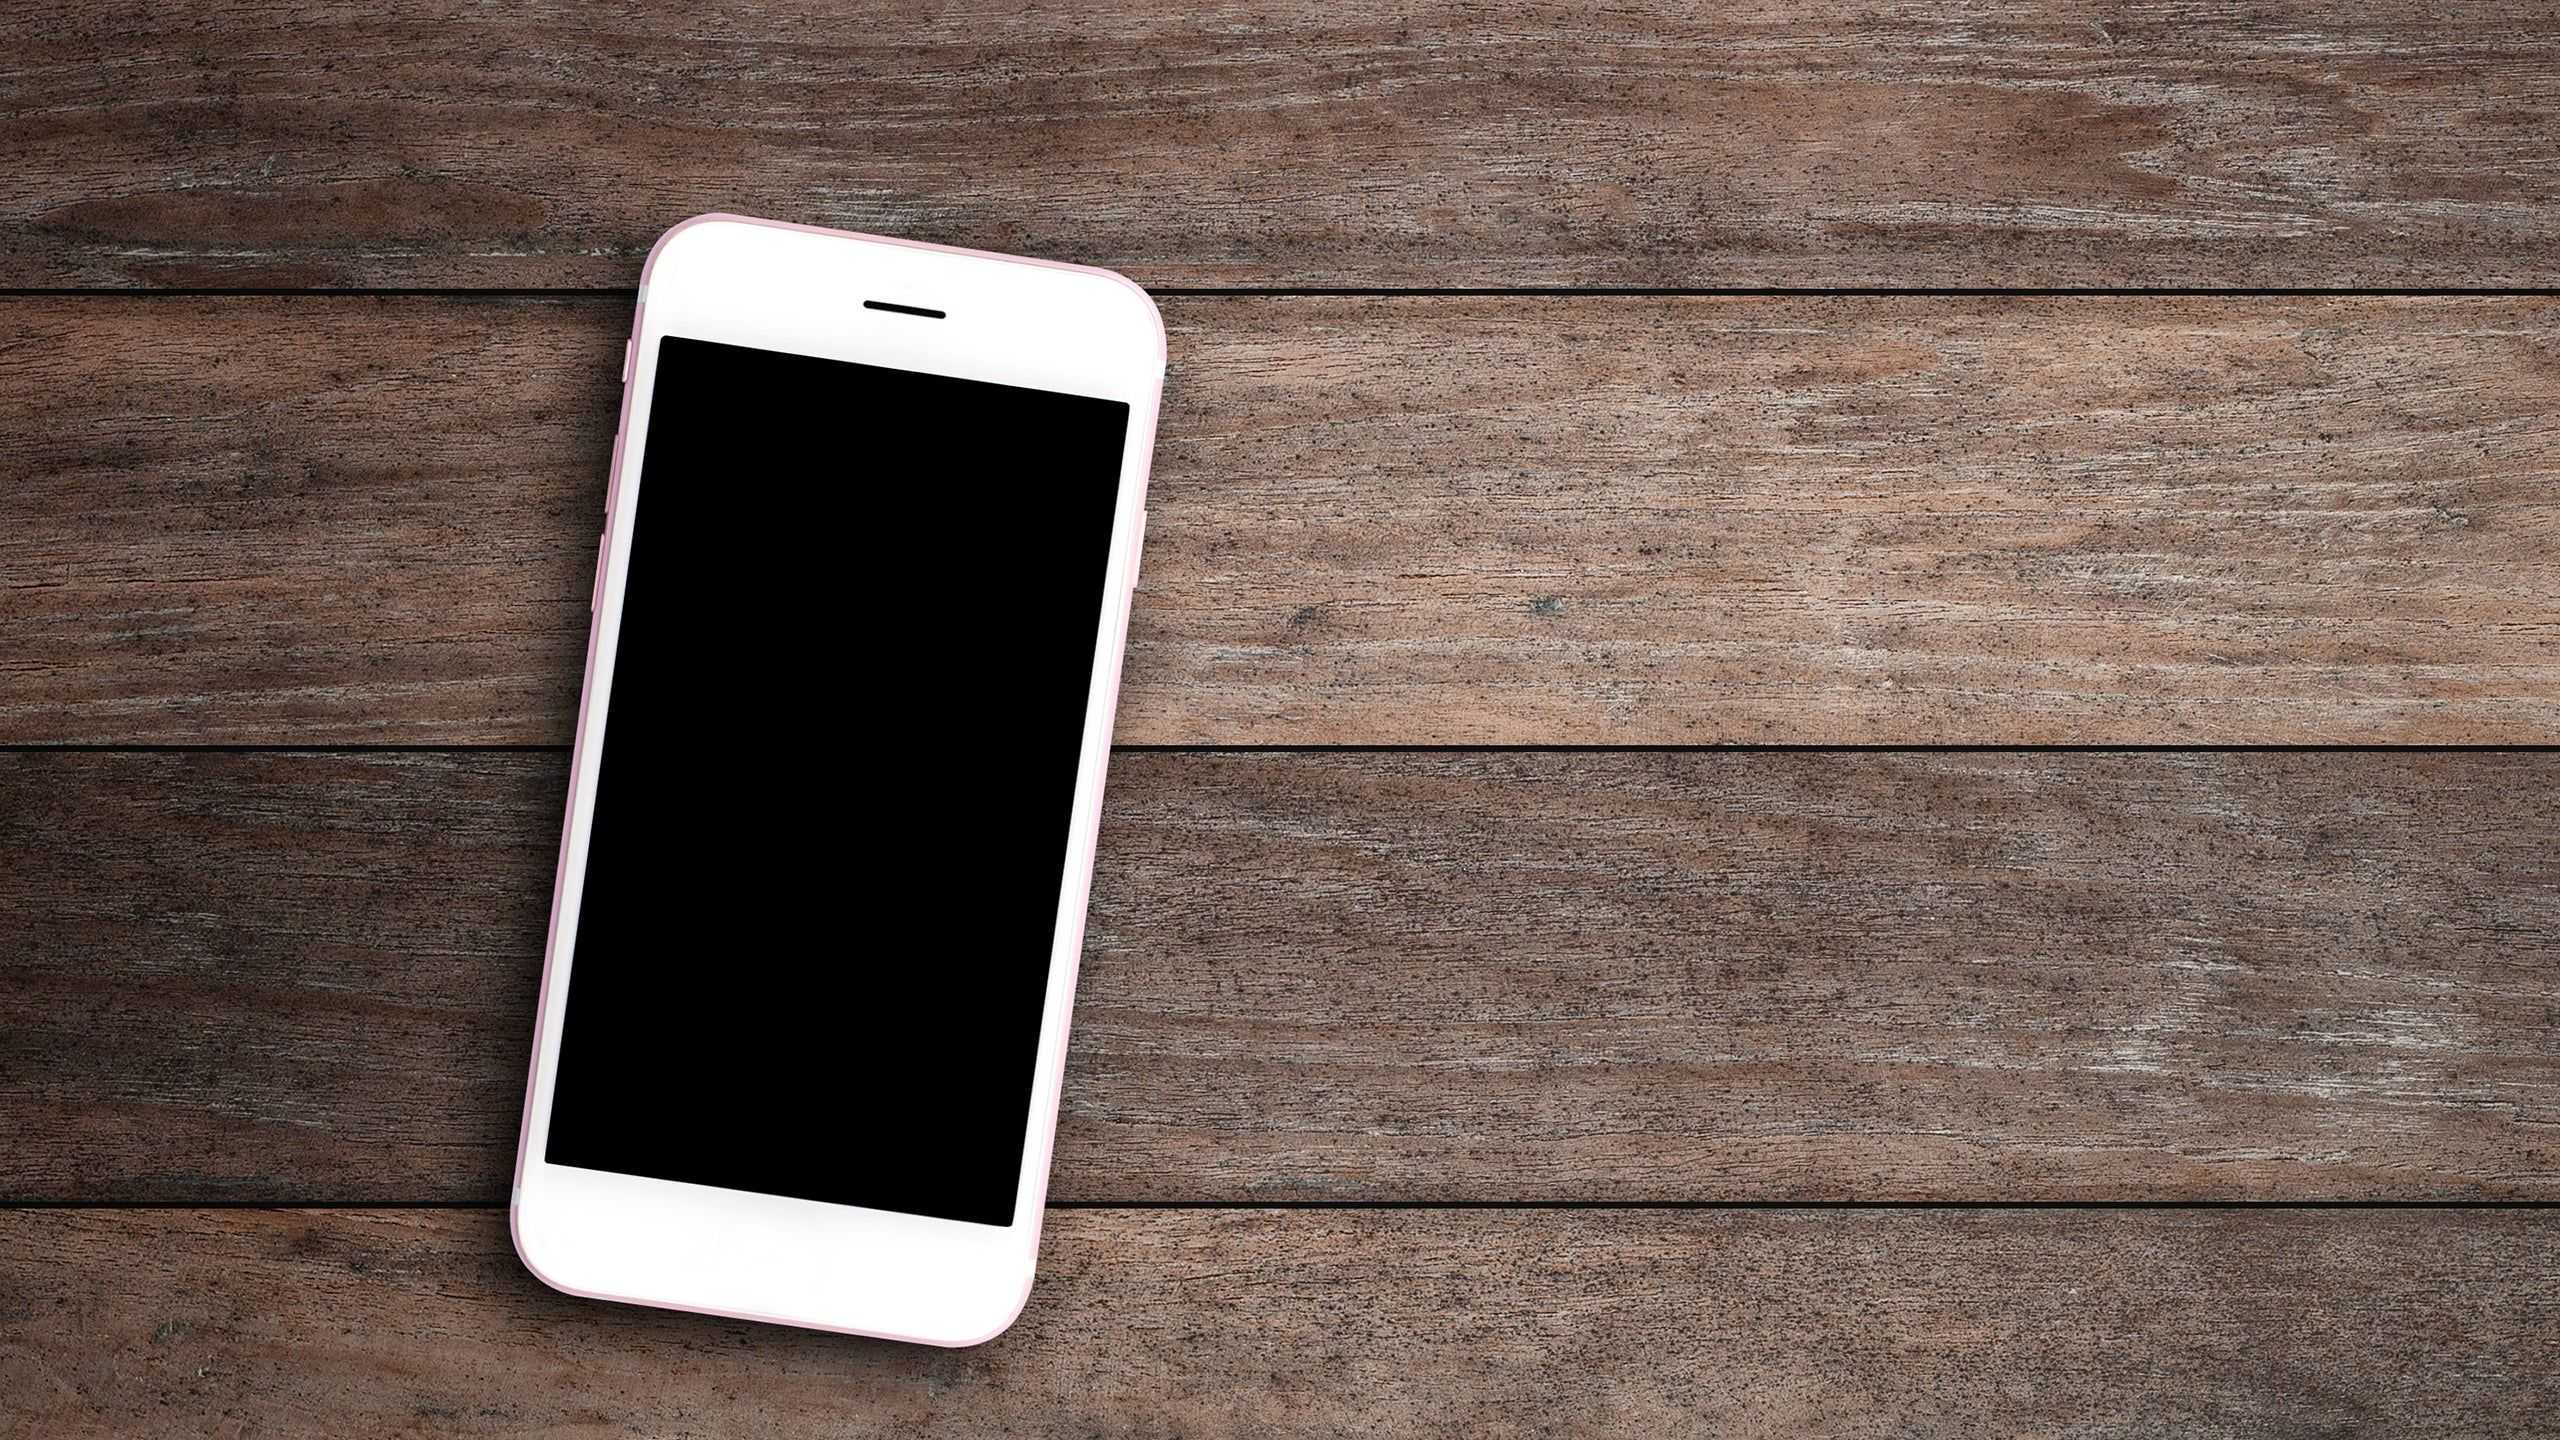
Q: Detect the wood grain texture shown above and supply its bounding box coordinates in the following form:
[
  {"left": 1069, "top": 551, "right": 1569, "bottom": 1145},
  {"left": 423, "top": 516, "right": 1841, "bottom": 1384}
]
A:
[
  {"left": 5, "top": 3, "right": 2559, "bottom": 288},
  {"left": 7, "top": 295, "right": 2557, "bottom": 746},
  {"left": 2, "top": 1207, "right": 2553, "bottom": 1437},
  {"left": 6, "top": 749, "right": 2553, "bottom": 1204}
]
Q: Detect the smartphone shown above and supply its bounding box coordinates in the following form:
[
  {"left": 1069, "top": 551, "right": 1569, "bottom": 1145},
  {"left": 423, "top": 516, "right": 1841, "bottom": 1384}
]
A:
[{"left": 511, "top": 215, "right": 1164, "bottom": 1345}]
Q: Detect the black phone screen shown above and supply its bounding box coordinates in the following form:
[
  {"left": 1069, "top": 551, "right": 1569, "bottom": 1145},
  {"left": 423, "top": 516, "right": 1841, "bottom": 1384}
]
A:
[{"left": 542, "top": 335, "right": 1131, "bottom": 1228}]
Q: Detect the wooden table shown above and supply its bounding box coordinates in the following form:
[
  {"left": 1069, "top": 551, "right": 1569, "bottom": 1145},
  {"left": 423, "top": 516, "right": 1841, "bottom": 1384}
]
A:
[{"left": 4, "top": 4, "right": 2557, "bottom": 1433}]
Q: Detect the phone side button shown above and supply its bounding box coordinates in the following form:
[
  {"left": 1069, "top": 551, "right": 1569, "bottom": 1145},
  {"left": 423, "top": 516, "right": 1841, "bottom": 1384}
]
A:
[
  {"left": 622, "top": 339, "right": 635, "bottom": 385},
  {"left": 590, "top": 534, "right": 607, "bottom": 611},
  {"left": 1129, "top": 509, "right": 1149, "bottom": 592}
]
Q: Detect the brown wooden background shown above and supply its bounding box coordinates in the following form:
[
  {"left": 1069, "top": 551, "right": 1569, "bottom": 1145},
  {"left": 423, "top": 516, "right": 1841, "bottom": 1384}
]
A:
[{"left": 4, "top": 3, "right": 2557, "bottom": 1434}]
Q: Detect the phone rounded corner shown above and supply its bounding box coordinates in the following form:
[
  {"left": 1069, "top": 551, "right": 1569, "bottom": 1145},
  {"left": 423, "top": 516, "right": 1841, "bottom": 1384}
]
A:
[
  {"left": 507, "top": 1185, "right": 580, "bottom": 1301},
  {"left": 638, "top": 212, "right": 755, "bottom": 293},
  {"left": 931, "top": 1264, "right": 1040, "bottom": 1349},
  {"left": 1077, "top": 264, "right": 1167, "bottom": 376}
]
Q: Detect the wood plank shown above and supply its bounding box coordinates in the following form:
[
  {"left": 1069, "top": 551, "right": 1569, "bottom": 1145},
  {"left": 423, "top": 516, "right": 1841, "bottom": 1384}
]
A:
[
  {"left": 2, "top": 1208, "right": 2552, "bottom": 1434},
  {"left": 6, "top": 749, "right": 2553, "bottom": 1204},
  {"left": 7, "top": 296, "right": 2558, "bottom": 746},
  {"left": 5, "top": 5, "right": 2559, "bottom": 288}
]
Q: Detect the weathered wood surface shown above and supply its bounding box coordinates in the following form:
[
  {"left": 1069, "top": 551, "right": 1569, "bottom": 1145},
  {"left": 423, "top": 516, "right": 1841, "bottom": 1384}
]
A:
[
  {"left": 7, "top": 749, "right": 2552, "bottom": 1204},
  {"left": 2, "top": 1207, "right": 2552, "bottom": 1436},
  {"left": 8, "top": 296, "right": 2557, "bottom": 746},
  {"left": 5, "top": 4, "right": 2559, "bottom": 289},
  {"left": 7, "top": 3, "right": 2554, "bottom": 1427}
]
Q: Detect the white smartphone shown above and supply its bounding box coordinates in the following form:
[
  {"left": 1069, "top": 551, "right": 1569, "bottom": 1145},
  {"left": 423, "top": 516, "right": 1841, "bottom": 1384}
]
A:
[{"left": 511, "top": 215, "right": 1164, "bottom": 1345}]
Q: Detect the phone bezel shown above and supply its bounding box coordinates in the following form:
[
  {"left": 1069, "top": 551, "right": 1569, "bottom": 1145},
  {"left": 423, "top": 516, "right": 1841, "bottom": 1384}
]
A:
[{"left": 510, "top": 214, "right": 1164, "bottom": 1346}]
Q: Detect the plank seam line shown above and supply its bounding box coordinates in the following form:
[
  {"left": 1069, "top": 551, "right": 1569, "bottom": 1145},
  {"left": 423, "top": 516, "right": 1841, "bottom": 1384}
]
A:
[
  {"left": 8, "top": 1200, "right": 2554, "bottom": 1212},
  {"left": 1118, "top": 743, "right": 2560, "bottom": 755},
  {"left": 5, "top": 287, "right": 2560, "bottom": 300},
  {"left": 9, "top": 744, "right": 2559, "bottom": 757}
]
